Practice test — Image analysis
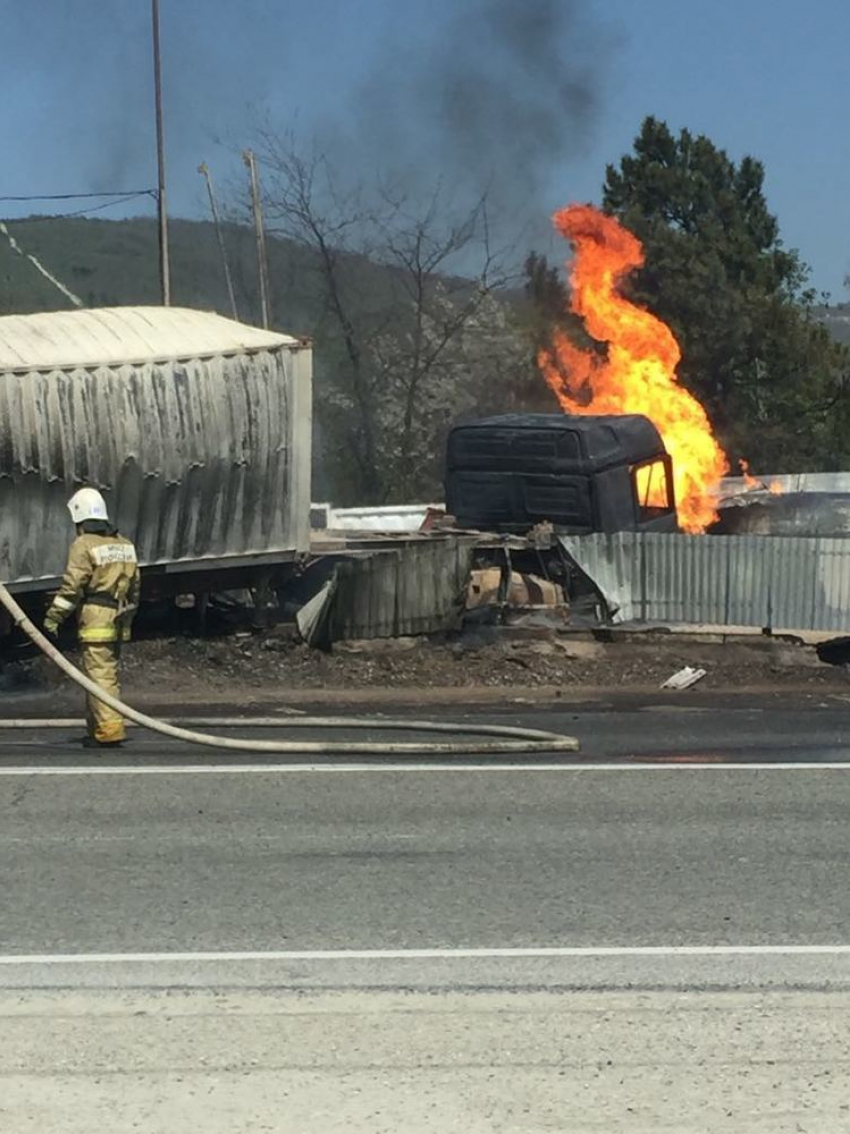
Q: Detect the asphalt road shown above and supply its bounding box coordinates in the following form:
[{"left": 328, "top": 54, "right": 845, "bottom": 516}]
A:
[
  {"left": 2, "top": 703, "right": 850, "bottom": 965},
  {"left": 2, "top": 697, "right": 850, "bottom": 762},
  {"left": 4, "top": 746, "right": 850, "bottom": 958},
  {"left": 3, "top": 701, "right": 850, "bottom": 1132}
]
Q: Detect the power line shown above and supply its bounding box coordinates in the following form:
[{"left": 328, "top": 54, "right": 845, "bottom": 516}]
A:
[
  {"left": 0, "top": 190, "right": 157, "bottom": 202},
  {"left": 11, "top": 192, "right": 157, "bottom": 221}
]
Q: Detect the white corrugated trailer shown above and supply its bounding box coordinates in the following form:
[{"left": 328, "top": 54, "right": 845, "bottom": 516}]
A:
[{"left": 0, "top": 306, "right": 312, "bottom": 597}]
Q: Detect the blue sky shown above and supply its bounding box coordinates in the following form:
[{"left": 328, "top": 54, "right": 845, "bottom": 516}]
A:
[{"left": 3, "top": 0, "right": 848, "bottom": 296}]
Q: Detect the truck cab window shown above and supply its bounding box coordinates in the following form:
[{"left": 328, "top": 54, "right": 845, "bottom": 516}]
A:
[{"left": 632, "top": 459, "right": 673, "bottom": 520}]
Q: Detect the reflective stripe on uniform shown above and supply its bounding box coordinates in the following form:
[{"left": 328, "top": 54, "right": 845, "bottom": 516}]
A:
[
  {"left": 90, "top": 543, "right": 137, "bottom": 567},
  {"left": 79, "top": 627, "right": 119, "bottom": 643},
  {"left": 52, "top": 595, "right": 76, "bottom": 612}
]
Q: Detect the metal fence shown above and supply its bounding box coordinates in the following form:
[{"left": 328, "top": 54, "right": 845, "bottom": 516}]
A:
[
  {"left": 299, "top": 537, "right": 476, "bottom": 645},
  {"left": 561, "top": 532, "right": 850, "bottom": 633}
]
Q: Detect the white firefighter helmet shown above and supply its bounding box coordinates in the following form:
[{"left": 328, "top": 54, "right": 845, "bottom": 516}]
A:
[{"left": 67, "top": 487, "right": 109, "bottom": 525}]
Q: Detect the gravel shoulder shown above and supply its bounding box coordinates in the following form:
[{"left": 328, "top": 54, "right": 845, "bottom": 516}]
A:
[{"left": 3, "top": 989, "right": 849, "bottom": 1134}]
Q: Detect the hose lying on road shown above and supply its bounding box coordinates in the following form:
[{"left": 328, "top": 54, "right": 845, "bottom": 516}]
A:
[{"left": 0, "top": 582, "right": 580, "bottom": 756}]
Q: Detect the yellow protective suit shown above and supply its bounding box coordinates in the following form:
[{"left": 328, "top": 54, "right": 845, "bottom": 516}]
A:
[{"left": 45, "top": 530, "right": 141, "bottom": 744}]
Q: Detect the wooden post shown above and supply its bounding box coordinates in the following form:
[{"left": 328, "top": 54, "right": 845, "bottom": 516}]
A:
[
  {"left": 243, "top": 149, "right": 271, "bottom": 328},
  {"left": 199, "top": 163, "right": 239, "bottom": 320},
  {"left": 152, "top": 0, "right": 171, "bottom": 305}
]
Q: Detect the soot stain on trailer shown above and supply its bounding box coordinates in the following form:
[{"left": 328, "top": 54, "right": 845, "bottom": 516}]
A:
[{"left": 0, "top": 307, "right": 312, "bottom": 588}]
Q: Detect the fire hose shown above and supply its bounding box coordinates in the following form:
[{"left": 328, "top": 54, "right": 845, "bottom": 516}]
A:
[{"left": 0, "top": 582, "right": 580, "bottom": 756}]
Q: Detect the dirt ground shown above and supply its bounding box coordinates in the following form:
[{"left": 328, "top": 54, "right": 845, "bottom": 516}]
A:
[
  {"left": 10, "top": 623, "right": 849, "bottom": 706},
  {"left": 112, "top": 627, "right": 850, "bottom": 697}
]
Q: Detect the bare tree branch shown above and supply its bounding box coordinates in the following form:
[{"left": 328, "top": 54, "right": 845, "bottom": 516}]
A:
[{"left": 244, "top": 129, "right": 524, "bottom": 501}]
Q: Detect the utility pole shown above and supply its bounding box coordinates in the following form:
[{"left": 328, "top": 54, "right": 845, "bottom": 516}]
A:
[
  {"left": 152, "top": 0, "right": 171, "bottom": 305},
  {"left": 243, "top": 149, "right": 271, "bottom": 328},
  {"left": 199, "top": 163, "right": 239, "bottom": 321}
]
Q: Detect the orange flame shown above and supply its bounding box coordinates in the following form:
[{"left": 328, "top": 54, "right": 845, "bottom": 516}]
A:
[
  {"left": 538, "top": 204, "right": 729, "bottom": 533},
  {"left": 741, "top": 459, "right": 784, "bottom": 496},
  {"left": 739, "top": 459, "right": 760, "bottom": 491}
]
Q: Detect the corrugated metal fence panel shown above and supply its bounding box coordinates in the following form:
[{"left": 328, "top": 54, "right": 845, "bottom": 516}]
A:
[
  {"left": 814, "top": 538, "right": 850, "bottom": 630},
  {"left": 561, "top": 533, "right": 850, "bottom": 632},
  {"left": 331, "top": 539, "right": 475, "bottom": 640},
  {"left": 769, "top": 537, "right": 816, "bottom": 629},
  {"left": 562, "top": 533, "right": 640, "bottom": 623},
  {"left": 396, "top": 539, "right": 476, "bottom": 636},
  {"left": 641, "top": 534, "right": 727, "bottom": 624},
  {"left": 0, "top": 343, "right": 312, "bottom": 584}
]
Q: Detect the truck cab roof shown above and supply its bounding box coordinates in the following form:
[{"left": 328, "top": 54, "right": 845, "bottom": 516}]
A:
[
  {"left": 445, "top": 412, "right": 676, "bottom": 535},
  {"left": 447, "top": 413, "right": 667, "bottom": 476}
]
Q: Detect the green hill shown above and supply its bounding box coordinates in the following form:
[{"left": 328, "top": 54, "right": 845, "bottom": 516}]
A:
[{"left": 0, "top": 215, "right": 331, "bottom": 336}]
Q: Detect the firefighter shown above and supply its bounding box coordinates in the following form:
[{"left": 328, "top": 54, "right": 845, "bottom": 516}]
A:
[{"left": 43, "top": 489, "right": 140, "bottom": 748}]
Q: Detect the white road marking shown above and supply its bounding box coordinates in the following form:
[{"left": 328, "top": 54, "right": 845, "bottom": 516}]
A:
[
  {"left": 0, "top": 761, "right": 848, "bottom": 775},
  {"left": 2, "top": 945, "right": 850, "bottom": 965}
]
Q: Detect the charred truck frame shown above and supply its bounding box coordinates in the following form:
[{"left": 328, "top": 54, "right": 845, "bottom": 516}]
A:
[
  {"left": 446, "top": 413, "right": 677, "bottom": 535},
  {"left": 445, "top": 413, "right": 677, "bottom": 614}
]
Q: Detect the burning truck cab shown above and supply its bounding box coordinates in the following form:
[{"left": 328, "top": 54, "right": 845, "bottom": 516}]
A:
[{"left": 445, "top": 413, "right": 678, "bottom": 535}]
